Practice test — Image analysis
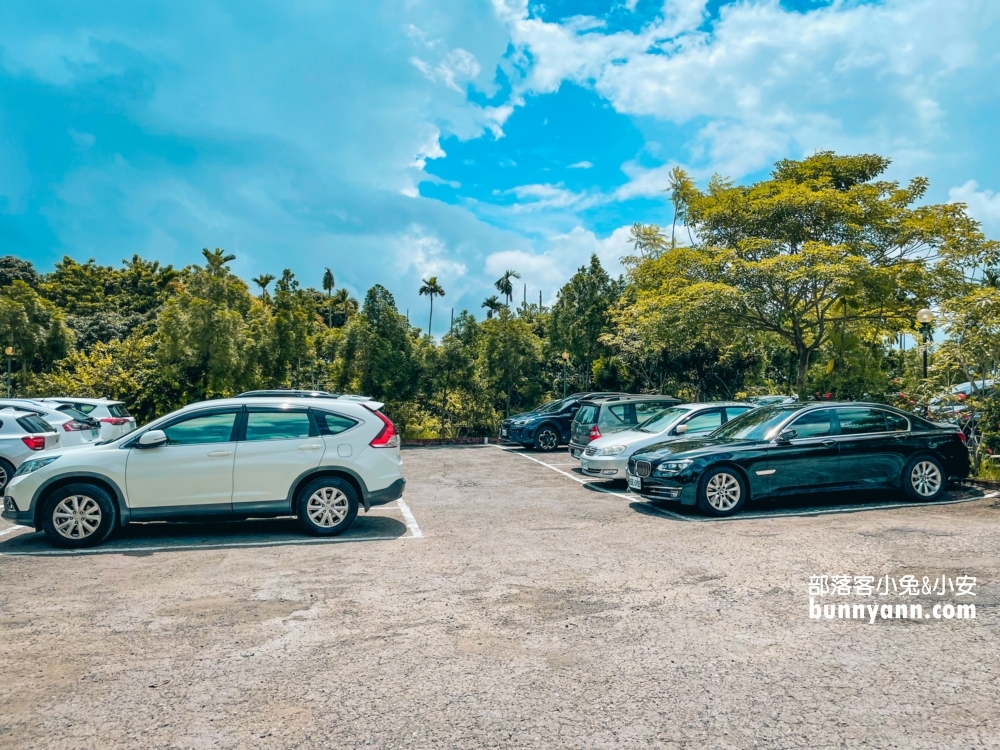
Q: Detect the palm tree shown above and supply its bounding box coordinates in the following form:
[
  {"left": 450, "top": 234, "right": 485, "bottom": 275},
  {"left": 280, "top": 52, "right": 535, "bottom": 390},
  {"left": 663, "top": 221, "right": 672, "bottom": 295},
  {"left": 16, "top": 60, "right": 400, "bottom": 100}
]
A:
[
  {"left": 494, "top": 269, "right": 521, "bottom": 307},
  {"left": 322, "top": 268, "right": 335, "bottom": 326},
  {"left": 202, "top": 247, "right": 236, "bottom": 271},
  {"left": 331, "top": 288, "right": 358, "bottom": 326},
  {"left": 418, "top": 276, "right": 445, "bottom": 337},
  {"left": 481, "top": 295, "right": 502, "bottom": 319},
  {"left": 251, "top": 273, "right": 276, "bottom": 300}
]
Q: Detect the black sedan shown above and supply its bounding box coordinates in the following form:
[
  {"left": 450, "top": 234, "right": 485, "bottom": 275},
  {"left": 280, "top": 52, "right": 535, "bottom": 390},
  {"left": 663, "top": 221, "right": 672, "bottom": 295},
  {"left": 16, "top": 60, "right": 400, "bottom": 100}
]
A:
[{"left": 626, "top": 402, "right": 970, "bottom": 517}]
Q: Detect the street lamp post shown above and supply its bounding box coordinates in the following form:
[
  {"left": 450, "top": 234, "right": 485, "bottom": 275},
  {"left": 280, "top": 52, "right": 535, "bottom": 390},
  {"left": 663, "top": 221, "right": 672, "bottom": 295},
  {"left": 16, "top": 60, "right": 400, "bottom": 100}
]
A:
[
  {"left": 561, "top": 351, "right": 570, "bottom": 399},
  {"left": 917, "top": 308, "right": 934, "bottom": 379},
  {"left": 4, "top": 347, "right": 13, "bottom": 398}
]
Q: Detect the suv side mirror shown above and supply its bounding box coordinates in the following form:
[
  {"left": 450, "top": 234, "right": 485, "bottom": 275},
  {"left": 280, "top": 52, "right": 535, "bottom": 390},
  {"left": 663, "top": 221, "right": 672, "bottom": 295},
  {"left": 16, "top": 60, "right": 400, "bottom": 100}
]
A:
[
  {"left": 675, "top": 424, "right": 689, "bottom": 435},
  {"left": 775, "top": 428, "right": 797, "bottom": 443},
  {"left": 138, "top": 429, "right": 167, "bottom": 448}
]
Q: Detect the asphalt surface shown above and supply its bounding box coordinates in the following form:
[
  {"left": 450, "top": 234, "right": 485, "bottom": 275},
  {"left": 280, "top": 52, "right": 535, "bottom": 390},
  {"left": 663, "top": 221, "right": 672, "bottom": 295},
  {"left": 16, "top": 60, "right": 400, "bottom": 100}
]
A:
[{"left": 0, "top": 445, "right": 998, "bottom": 748}]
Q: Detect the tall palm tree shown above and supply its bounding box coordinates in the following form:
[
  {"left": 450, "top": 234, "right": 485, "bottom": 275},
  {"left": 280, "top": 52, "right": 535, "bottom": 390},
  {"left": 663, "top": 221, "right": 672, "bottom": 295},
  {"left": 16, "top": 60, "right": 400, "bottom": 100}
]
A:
[
  {"left": 251, "top": 273, "right": 276, "bottom": 300},
  {"left": 322, "top": 268, "right": 335, "bottom": 326},
  {"left": 418, "top": 276, "right": 445, "bottom": 337},
  {"left": 202, "top": 247, "right": 236, "bottom": 271},
  {"left": 494, "top": 269, "right": 521, "bottom": 307},
  {"left": 481, "top": 295, "right": 502, "bottom": 319}
]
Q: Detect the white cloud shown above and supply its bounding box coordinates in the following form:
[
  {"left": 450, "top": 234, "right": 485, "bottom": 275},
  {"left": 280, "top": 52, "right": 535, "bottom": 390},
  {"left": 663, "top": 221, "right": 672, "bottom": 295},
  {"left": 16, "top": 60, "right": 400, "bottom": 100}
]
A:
[
  {"left": 395, "top": 225, "right": 468, "bottom": 280},
  {"left": 495, "top": 0, "right": 1000, "bottom": 187},
  {"left": 502, "top": 183, "right": 596, "bottom": 211},
  {"left": 484, "top": 224, "right": 632, "bottom": 303},
  {"left": 410, "top": 48, "right": 482, "bottom": 92},
  {"left": 950, "top": 180, "right": 1000, "bottom": 232},
  {"left": 568, "top": 160, "right": 593, "bottom": 169}
]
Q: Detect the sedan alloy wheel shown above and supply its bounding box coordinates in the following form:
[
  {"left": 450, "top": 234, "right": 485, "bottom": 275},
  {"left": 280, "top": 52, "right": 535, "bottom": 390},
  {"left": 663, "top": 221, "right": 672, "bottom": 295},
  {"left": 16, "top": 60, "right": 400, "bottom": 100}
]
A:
[
  {"left": 704, "top": 472, "right": 741, "bottom": 512},
  {"left": 910, "top": 460, "right": 942, "bottom": 498}
]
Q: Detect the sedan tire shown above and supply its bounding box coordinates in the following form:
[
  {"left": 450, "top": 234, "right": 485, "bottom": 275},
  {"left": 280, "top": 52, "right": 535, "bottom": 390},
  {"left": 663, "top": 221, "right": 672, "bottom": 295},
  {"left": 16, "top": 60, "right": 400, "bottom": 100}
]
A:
[
  {"left": 40, "top": 483, "right": 118, "bottom": 549},
  {"left": 295, "top": 477, "right": 359, "bottom": 536},
  {"left": 533, "top": 425, "right": 560, "bottom": 452},
  {"left": 903, "top": 455, "right": 946, "bottom": 501},
  {"left": 696, "top": 468, "right": 747, "bottom": 517}
]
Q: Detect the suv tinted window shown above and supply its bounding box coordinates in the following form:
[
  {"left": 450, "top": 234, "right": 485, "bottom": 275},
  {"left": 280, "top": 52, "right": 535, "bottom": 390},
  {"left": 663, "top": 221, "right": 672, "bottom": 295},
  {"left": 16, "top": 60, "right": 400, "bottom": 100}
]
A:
[
  {"left": 245, "top": 411, "right": 313, "bottom": 441},
  {"left": 788, "top": 409, "right": 833, "bottom": 439},
  {"left": 635, "top": 401, "right": 674, "bottom": 421},
  {"left": 108, "top": 404, "right": 131, "bottom": 418},
  {"left": 724, "top": 406, "right": 753, "bottom": 420},
  {"left": 162, "top": 412, "right": 237, "bottom": 445},
  {"left": 837, "top": 408, "right": 888, "bottom": 435},
  {"left": 599, "top": 404, "right": 633, "bottom": 429},
  {"left": 574, "top": 405, "right": 598, "bottom": 424},
  {"left": 315, "top": 411, "right": 358, "bottom": 436},
  {"left": 64, "top": 403, "right": 96, "bottom": 414}
]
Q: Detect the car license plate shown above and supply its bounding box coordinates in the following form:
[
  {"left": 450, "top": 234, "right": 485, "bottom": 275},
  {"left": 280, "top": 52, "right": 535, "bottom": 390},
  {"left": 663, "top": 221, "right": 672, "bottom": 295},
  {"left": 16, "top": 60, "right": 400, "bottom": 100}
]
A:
[
  {"left": 627, "top": 475, "right": 642, "bottom": 490},
  {"left": 580, "top": 460, "right": 589, "bottom": 469},
  {"left": 90, "top": 428, "right": 100, "bottom": 437},
  {"left": 501, "top": 428, "right": 508, "bottom": 437}
]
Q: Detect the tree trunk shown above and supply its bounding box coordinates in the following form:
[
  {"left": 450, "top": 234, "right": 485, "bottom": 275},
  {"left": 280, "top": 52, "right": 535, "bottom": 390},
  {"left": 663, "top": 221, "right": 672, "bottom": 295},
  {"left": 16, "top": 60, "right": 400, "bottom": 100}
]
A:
[
  {"left": 428, "top": 295, "right": 434, "bottom": 337},
  {"left": 796, "top": 347, "right": 811, "bottom": 392}
]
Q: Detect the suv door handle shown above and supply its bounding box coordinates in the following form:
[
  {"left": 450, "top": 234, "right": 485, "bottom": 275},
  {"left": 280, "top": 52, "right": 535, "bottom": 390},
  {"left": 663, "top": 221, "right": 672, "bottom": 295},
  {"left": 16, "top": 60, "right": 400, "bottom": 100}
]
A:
[
  {"left": 298, "top": 444, "right": 323, "bottom": 451},
  {"left": 207, "top": 450, "right": 233, "bottom": 457},
  {"left": 821, "top": 439, "right": 836, "bottom": 447}
]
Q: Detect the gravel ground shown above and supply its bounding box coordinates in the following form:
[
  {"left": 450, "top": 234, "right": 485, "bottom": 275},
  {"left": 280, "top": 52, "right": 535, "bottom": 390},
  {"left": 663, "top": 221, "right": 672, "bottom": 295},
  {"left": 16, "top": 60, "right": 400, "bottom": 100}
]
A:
[{"left": 0, "top": 445, "right": 998, "bottom": 749}]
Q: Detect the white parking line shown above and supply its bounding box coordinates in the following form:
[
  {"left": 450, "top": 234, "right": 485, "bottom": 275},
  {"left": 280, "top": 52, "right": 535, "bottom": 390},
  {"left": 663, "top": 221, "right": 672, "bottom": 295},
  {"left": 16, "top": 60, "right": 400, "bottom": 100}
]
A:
[
  {"left": 0, "top": 525, "right": 26, "bottom": 537},
  {"left": 0, "top": 534, "right": 411, "bottom": 557},
  {"left": 396, "top": 497, "right": 424, "bottom": 538},
  {"left": 502, "top": 447, "right": 997, "bottom": 522}
]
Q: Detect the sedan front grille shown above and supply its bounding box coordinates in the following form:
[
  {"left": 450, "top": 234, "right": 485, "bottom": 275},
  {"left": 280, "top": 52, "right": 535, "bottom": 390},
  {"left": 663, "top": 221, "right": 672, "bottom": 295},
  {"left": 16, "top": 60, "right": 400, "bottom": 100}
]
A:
[
  {"left": 634, "top": 461, "right": 651, "bottom": 478},
  {"left": 584, "top": 446, "right": 597, "bottom": 456}
]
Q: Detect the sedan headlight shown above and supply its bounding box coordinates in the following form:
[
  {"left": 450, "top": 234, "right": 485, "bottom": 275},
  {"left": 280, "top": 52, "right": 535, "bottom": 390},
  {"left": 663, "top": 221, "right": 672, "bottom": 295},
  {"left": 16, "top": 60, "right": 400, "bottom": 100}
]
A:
[
  {"left": 14, "top": 456, "right": 60, "bottom": 477},
  {"left": 595, "top": 445, "right": 627, "bottom": 456},
  {"left": 652, "top": 459, "right": 693, "bottom": 476}
]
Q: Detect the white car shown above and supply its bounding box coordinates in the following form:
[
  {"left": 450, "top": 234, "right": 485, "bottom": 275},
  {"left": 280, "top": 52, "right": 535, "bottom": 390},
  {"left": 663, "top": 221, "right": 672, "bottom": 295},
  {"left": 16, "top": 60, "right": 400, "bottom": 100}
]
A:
[
  {"left": 40, "top": 398, "right": 137, "bottom": 441},
  {"left": 3, "top": 396, "right": 406, "bottom": 548},
  {"left": 0, "top": 410, "right": 60, "bottom": 493},
  {"left": 578, "top": 402, "right": 755, "bottom": 481},
  {"left": 0, "top": 399, "right": 101, "bottom": 448}
]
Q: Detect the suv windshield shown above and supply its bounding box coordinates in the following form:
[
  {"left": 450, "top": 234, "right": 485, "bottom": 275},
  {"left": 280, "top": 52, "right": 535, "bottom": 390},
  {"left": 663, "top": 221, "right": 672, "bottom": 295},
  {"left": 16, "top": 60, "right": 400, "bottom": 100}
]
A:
[
  {"left": 711, "top": 405, "right": 800, "bottom": 441},
  {"left": 636, "top": 407, "right": 689, "bottom": 433},
  {"left": 536, "top": 398, "right": 572, "bottom": 414}
]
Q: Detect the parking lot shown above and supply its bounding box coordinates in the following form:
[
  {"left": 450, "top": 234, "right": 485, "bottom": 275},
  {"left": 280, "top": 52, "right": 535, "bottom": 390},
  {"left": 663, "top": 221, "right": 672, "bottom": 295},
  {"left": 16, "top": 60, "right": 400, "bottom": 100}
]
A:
[{"left": 1, "top": 444, "right": 999, "bottom": 748}]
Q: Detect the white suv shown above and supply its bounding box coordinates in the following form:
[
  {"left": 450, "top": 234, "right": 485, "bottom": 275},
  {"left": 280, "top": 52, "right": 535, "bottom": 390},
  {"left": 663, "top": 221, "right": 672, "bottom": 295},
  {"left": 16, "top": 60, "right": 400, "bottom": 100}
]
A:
[
  {"left": 40, "top": 398, "right": 137, "bottom": 441},
  {"left": 2, "top": 396, "right": 405, "bottom": 548}
]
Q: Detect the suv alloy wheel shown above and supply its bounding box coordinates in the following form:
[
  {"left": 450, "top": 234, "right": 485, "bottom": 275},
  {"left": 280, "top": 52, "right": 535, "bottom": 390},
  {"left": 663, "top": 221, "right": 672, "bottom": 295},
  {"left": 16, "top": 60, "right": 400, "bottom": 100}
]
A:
[{"left": 295, "top": 476, "right": 359, "bottom": 536}]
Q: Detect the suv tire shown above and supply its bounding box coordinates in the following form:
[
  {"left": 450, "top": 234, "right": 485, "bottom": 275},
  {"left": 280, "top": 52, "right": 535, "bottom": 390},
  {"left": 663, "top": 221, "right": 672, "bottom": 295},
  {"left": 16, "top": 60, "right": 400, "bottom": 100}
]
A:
[
  {"left": 534, "top": 425, "right": 560, "bottom": 452},
  {"left": 40, "top": 483, "right": 118, "bottom": 549},
  {"left": 696, "top": 468, "right": 747, "bottom": 517},
  {"left": 903, "top": 455, "right": 946, "bottom": 501},
  {"left": 295, "top": 476, "right": 359, "bottom": 536},
  {"left": 0, "top": 457, "right": 14, "bottom": 494}
]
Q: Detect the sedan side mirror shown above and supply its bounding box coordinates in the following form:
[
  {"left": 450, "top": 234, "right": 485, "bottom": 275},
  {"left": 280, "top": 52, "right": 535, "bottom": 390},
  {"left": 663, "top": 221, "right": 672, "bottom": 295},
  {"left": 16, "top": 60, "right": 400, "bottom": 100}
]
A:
[
  {"left": 138, "top": 429, "right": 167, "bottom": 448},
  {"left": 675, "top": 424, "right": 689, "bottom": 435},
  {"left": 775, "top": 428, "right": 797, "bottom": 443}
]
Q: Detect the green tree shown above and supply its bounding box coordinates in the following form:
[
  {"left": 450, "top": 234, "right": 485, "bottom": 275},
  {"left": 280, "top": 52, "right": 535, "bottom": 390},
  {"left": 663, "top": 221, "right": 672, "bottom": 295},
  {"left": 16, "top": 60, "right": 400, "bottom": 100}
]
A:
[
  {"left": 481, "top": 295, "right": 502, "bottom": 319},
  {"left": 479, "top": 307, "right": 544, "bottom": 417},
  {"left": 252, "top": 273, "right": 276, "bottom": 300},
  {"left": 0, "top": 280, "right": 74, "bottom": 388},
  {"left": 322, "top": 268, "right": 335, "bottom": 327},
  {"left": 550, "top": 254, "right": 619, "bottom": 390},
  {"left": 639, "top": 152, "right": 991, "bottom": 389},
  {"left": 494, "top": 269, "right": 521, "bottom": 307}
]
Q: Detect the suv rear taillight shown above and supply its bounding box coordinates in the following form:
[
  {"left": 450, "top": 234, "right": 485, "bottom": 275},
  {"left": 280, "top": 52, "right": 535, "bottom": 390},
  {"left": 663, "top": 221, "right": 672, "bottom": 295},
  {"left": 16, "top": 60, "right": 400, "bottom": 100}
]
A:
[
  {"left": 589, "top": 426, "right": 601, "bottom": 441},
  {"left": 956, "top": 431, "right": 967, "bottom": 445},
  {"left": 62, "top": 420, "right": 91, "bottom": 432},
  {"left": 100, "top": 417, "right": 130, "bottom": 426},
  {"left": 367, "top": 408, "right": 399, "bottom": 448},
  {"left": 22, "top": 436, "right": 46, "bottom": 451}
]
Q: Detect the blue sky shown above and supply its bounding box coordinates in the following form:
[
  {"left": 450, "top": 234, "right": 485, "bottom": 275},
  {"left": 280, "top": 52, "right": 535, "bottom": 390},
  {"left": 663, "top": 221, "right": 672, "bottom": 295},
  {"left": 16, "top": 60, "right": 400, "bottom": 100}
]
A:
[{"left": 2, "top": 0, "right": 999, "bottom": 330}]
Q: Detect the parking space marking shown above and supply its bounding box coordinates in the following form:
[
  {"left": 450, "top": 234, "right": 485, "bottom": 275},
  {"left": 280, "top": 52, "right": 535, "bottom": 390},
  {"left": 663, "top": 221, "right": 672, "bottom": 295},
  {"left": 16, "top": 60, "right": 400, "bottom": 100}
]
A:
[
  {"left": 0, "top": 525, "right": 26, "bottom": 537},
  {"left": 0, "top": 534, "right": 411, "bottom": 557},
  {"left": 502, "top": 447, "right": 998, "bottom": 522},
  {"left": 396, "top": 497, "right": 424, "bottom": 538}
]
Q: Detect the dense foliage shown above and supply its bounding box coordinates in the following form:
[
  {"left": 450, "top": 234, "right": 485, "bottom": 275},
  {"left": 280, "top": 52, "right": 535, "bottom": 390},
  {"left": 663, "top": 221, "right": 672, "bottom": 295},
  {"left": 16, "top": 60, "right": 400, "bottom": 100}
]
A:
[{"left": 3, "top": 153, "right": 999, "bottom": 460}]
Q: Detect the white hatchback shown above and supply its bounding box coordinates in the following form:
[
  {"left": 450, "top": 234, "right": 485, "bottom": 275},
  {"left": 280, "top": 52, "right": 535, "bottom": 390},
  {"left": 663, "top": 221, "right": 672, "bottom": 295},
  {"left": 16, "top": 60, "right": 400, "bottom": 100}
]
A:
[
  {"left": 40, "top": 398, "right": 137, "bottom": 441},
  {"left": 3, "top": 396, "right": 405, "bottom": 548}
]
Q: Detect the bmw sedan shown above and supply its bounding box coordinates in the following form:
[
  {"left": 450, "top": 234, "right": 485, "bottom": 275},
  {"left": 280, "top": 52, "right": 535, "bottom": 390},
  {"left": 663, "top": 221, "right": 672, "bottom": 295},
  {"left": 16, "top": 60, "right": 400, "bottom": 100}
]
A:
[{"left": 626, "top": 402, "right": 970, "bottom": 517}]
